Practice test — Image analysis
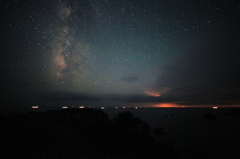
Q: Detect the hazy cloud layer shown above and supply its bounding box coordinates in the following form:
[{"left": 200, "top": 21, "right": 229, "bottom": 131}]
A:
[{"left": 41, "top": 91, "right": 101, "bottom": 102}]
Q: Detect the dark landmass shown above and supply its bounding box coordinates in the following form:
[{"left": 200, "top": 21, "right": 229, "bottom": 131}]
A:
[
  {"left": 0, "top": 108, "right": 239, "bottom": 159},
  {"left": 1, "top": 108, "right": 240, "bottom": 158},
  {"left": 1, "top": 108, "right": 177, "bottom": 159}
]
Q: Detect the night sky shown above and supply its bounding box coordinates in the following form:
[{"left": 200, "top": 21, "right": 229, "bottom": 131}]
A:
[{"left": 1, "top": 0, "right": 239, "bottom": 109}]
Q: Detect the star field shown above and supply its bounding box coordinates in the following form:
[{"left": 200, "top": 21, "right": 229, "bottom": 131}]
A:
[{"left": 0, "top": 0, "right": 239, "bottom": 108}]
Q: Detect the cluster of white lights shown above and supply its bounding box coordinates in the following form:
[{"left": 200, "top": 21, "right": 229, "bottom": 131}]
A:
[{"left": 31, "top": 106, "right": 153, "bottom": 109}]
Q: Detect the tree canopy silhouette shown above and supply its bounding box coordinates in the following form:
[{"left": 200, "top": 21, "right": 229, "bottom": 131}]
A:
[
  {"left": 153, "top": 127, "right": 167, "bottom": 144},
  {"left": 112, "top": 111, "right": 151, "bottom": 136}
]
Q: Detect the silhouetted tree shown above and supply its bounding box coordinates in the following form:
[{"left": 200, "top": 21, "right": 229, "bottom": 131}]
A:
[
  {"left": 112, "top": 111, "right": 151, "bottom": 136},
  {"left": 153, "top": 127, "right": 167, "bottom": 144}
]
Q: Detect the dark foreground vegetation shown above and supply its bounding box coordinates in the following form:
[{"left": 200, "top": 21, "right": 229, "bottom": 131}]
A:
[{"left": 1, "top": 108, "right": 177, "bottom": 159}]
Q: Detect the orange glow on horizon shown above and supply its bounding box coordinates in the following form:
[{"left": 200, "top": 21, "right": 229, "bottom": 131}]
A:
[
  {"left": 154, "top": 103, "right": 186, "bottom": 108},
  {"left": 153, "top": 104, "right": 240, "bottom": 108}
]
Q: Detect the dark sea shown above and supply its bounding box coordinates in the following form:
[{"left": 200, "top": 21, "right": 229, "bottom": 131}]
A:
[{"left": 103, "top": 107, "right": 240, "bottom": 157}]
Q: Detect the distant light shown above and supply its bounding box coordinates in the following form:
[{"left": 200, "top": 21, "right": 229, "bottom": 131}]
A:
[
  {"left": 135, "top": 107, "right": 138, "bottom": 109},
  {"left": 167, "top": 114, "right": 173, "bottom": 117},
  {"left": 32, "top": 106, "right": 38, "bottom": 109},
  {"left": 101, "top": 107, "right": 105, "bottom": 109},
  {"left": 123, "top": 106, "right": 126, "bottom": 109},
  {"left": 115, "top": 107, "right": 118, "bottom": 109},
  {"left": 213, "top": 107, "right": 218, "bottom": 109},
  {"left": 62, "top": 106, "right": 68, "bottom": 109},
  {"left": 79, "top": 106, "right": 85, "bottom": 109}
]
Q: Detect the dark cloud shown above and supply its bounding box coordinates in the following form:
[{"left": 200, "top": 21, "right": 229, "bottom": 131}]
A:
[
  {"left": 106, "top": 85, "right": 240, "bottom": 105},
  {"left": 156, "top": 42, "right": 239, "bottom": 88},
  {"left": 120, "top": 75, "right": 139, "bottom": 83},
  {"left": 41, "top": 91, "right": 101, "bottom": 102},
  {"left": 161, "top": 86, "right": 240, "bottom": 105},
  {"left": 149, "top": 25, "right": 240, "bottom": 106},
  {"left": 106, "top": 94, "right": 168, "bottom": 103}
]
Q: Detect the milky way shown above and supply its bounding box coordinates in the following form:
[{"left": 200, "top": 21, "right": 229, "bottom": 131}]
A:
[{"left": 48, "top": 0, "right": 92, "bottom": 87}]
